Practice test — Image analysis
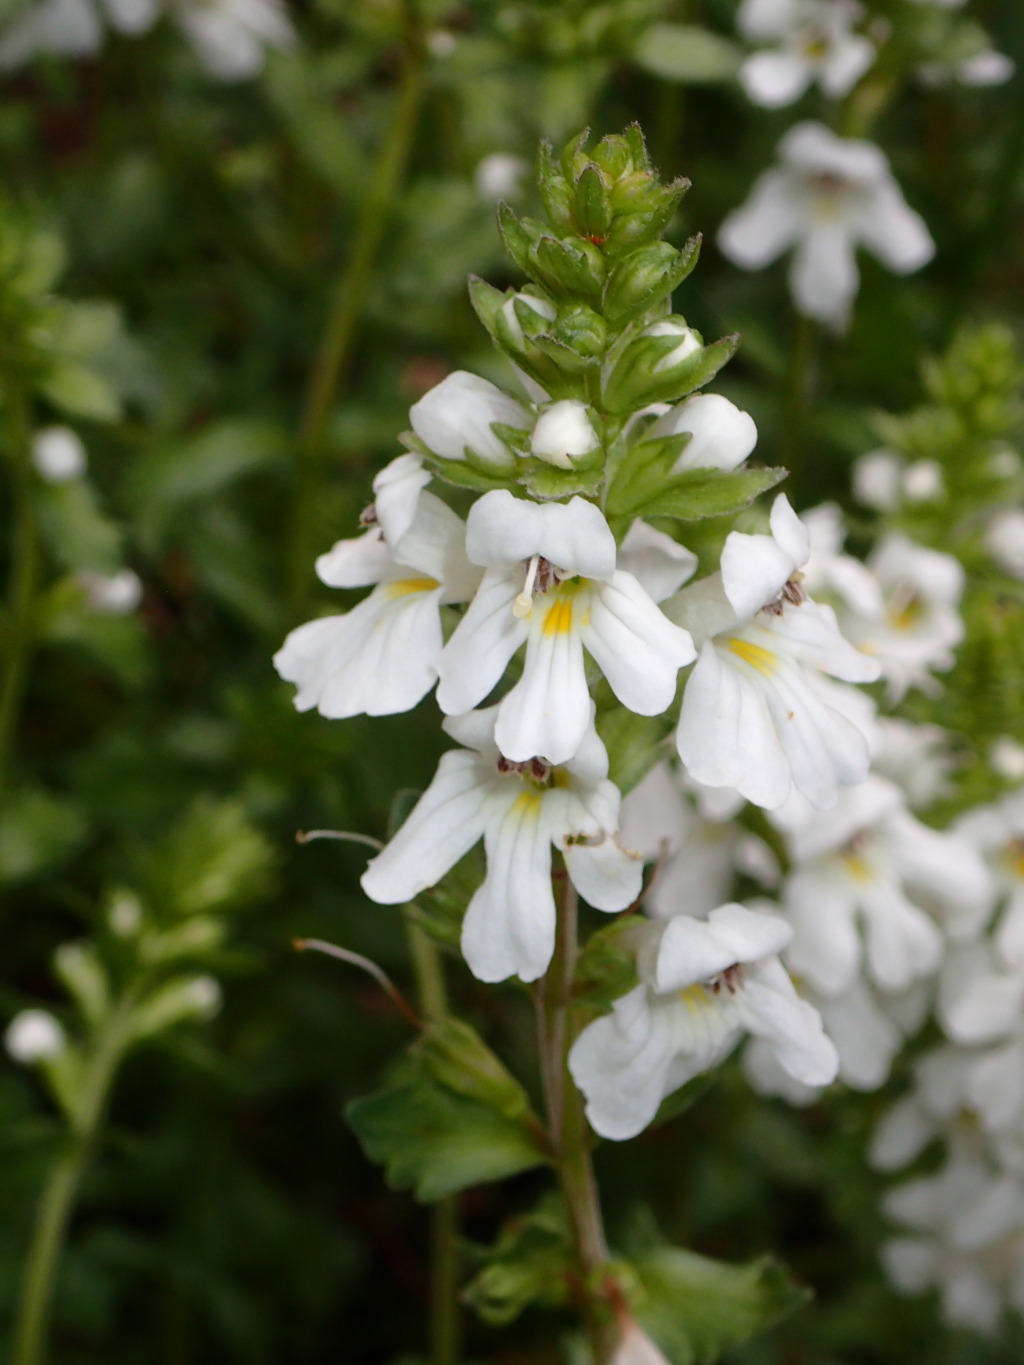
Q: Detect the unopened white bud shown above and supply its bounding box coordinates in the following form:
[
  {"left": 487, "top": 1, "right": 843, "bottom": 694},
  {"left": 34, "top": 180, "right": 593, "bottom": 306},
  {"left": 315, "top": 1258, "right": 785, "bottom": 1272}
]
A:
[
  {"left": 32, "top": 427, "right": 86, "bottom": 483},
  {"left": 530, "top": 400, "right": 599, "bottom": 469},
  {"left": 986, "top": 509, "right": 1024, "bottom": 579},
  {"left": 109, "top": 892, "right": 143, "bottom": 937},
  {"left": 500, "top": 292, "right": 555, "bottom": 349},
  {"left": 475, "top": 152, "right": 528, "bottom": 202},
  {"left": 902, "top": 458, "right": 943, "bottom": 503},
  {"left": 958, "top": 51, "right": 1014, "bottom": 87},
  {"left": 990, "top": 736, "right": 1024, "bottom": 782},
  {"left": 612, "top": 1319, "right": 672, "bottom": 1365},
  {"left": 186, "top": 975, "right": 222, "bottom": 1018},
  {"left": 988, "top": 448, "right": 1020, "bottom": 479},
  {"left": 644, "top": 319, "right": 702, "bottom": 374},
  {"left": 5, "top": 1009, "right": 66, "bottom": 1064},
  {"left": 652, "top": 392, "right": 758, "bottom": 472},
  {"left": 77, "top": 568, "right": 144, "bottom": 614},
  {"left": 426, "top": 29, "right": 457, "bottom": 58},
  {"left": 853, "top": 449, "right": 902, "bottom": 511},
  {"left": 409, "top": 371, "right": 525, "bottom": 468}
]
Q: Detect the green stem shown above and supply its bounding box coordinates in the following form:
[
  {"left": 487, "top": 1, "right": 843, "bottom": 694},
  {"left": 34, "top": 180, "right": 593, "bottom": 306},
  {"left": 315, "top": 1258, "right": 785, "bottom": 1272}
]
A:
[
  {"left": 286, "top": 13, "right": 427, "bottom": 620},
  {"left": 405, "top": 916, "right": 461, "bottom": 1365},
  {"left": 539, "top": 876, "right": 616, "bottom": 1365},
  {"left": 12, "top": 1011, "right": 129, "bottom": 1365},
  {"left": 0, "top": 387, "right": 38, "bottom": 800}
]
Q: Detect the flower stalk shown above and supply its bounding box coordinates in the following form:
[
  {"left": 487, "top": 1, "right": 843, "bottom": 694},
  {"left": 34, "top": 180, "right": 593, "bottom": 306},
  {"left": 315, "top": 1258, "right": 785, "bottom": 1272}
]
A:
[{"left": 0, "top": 385, "right": 38, "bottom": 798}]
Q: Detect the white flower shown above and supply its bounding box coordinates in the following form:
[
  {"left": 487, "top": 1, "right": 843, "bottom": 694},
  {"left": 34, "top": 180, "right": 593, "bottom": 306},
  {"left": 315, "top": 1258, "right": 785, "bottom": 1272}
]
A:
[
  {"left": 5, "top": 1008, "right": 66, "bottom": 1063},
  {"left": 986, "top": 508, "right": 1024, "bottom": 580},
  {"left": 0, "top": 0, "right": 106, "bottom": 66},
  {"left": 832, "top": 534, "right": 965, "bottom": 701},
  {"left": 474, "top": 152, "right": 528, "bottom": 202},
  {"left": 409, "top": 371, "right": 528, "bottom": 468},
  {"left": 870, "top": 1044, "right": 981, "bottom": 1171},
  {"left": 620, "top": 762, "right": 777, "bottom": 920},
  {"left": 77, "top": 568, "right": 144, "bottom": 614},
  {"left": 171, "top": 0, "right": 294, "bottom": 81},
  {"left": 882, "top": 1155, "right": 1024, "bottom": 1333},
  {"left": 361, "top": 706, "right": 642, "bottom": 983},
  {"left": 436, "top": 492, "right": 696, "bottom": 767},
  {"left": 775, "top": 775, "right": 994, "bottom": 997},
  {"left": 852, "top": 449, "right": 902, "bottom": 511},
  {"left": 274, "top": 479, "right": 480, "bottom": 720},
  {"left": 718, "top": 122, "right": 934, "bottom": 329},
  {"left": 991, "top": 736, "right": 1024, "bottom": 783},
  {"left": 32, "top": 426, "right": 86, "bottom": 483},
  {"left": 737, "top": 0, "right": 875, "bottom": 108},
  {"left": 955, "top": 791, "right": 1024, "bottom": 968},
  {"left": 530, "top": 400, "right": 599, "bottom": 469},
  {"left": 670, "top": 494, "right": 879, "bottom": 810},
  {"left": 648, "top": 393, "right": 758, "bottom": 473},
  {"left": 872, "top": 717, "right": 954, "bottom": 808},
  {"left": 569, "top": 901, "right": 837, "bottom": 1140}
]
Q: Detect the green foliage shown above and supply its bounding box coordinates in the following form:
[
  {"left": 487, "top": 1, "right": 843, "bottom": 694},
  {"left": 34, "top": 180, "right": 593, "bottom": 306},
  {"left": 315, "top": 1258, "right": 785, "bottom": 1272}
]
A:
[{"left": 464, "top": 1194, "right": 572, "bottom": 1325}]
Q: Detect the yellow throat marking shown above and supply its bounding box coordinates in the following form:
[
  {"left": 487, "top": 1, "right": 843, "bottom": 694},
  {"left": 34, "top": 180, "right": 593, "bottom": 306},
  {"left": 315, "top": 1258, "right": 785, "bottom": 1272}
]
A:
[
  {"left": 543, "top": 594, "right": 576, "bottom": 636},
  {"left": 725, "top": 636, "right": 776, "bottom": 676},
  {"left": 386, "top": 576, "right": 440, "bottom": 598}
]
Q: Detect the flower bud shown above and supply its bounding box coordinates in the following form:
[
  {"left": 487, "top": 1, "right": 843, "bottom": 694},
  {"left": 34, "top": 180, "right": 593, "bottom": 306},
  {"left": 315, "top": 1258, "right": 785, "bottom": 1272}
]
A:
[
  {"left": 646, "top": 318, "right": 702, "bottom": 373},
  {"left": 902, "top": 459, "right": 943, "bottom": 503},
  {"left": 410, "top": 371, "right": 526, "bottom": 468},
  {"left": 32, "top": 426, "right": 86, "bottom": 483},
  {"left": 530, "top": 401, "right": 599, "bottom": 469},
  {"left": 474, "top": 152, "right": 527, "bottom": 202},
  {"left": 612, "top": 1319, "right": 672, "bottom": 1365},
  {"left": 499, "top": 292, "right": 556, "bottom": 350},
  {"left": 77, "top": 568, "right": 143, "bottom": 614},
  {"left": 986, "top": 508, "right": 1024, "bottom": 580},
  {"left": 651, "top": 393, "right": 758, "bottom": 472},
  {"left": 5, "top": 1009, "right": 66, "bottom": 1064},
  {"left": 853, "top": 450, "right": 902, "bottom": 511}
]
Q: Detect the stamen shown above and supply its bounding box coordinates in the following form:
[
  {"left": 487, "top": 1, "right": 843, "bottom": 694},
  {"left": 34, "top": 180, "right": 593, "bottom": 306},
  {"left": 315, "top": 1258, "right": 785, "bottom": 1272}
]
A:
[
  {"left": 359, "top": 503, "right": 378, "bottom": 527},
  {"left": 514, "top": 554, "right": 541, "bottom": 618}
]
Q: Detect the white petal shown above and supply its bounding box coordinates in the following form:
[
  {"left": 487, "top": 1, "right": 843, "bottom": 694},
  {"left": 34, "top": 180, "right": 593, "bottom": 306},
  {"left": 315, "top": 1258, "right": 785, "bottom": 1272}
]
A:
[
  {"left": 870, "top": 1097, "right": 938, "bottom": 1171},
  {"left": 769, "top": 600, "right": 881, "bottom": 683},
  {"left": 360, "top": 751, "right": 490, "bottom": 903},
  {"left": 677, "top": 642, "right": 792, "bottom": 809},
  {"left": 494, "top": 606, "right": 592, "bottom": 765},
  {"left": 718, "top": 169, "right": 802, "bottom": 269},
  {"left": 372, "top": 453, "right": 431, "bottom": 548},
  {"left": 563, "top": 781, "right": 643, "bottom": 911},
  {"left": 390, "top": 492, "right": 479, "bottom": 599},
  {"left": 409, "top": 371, "right": 525, "bottom": 466},
  {"left": 465, "top": 490, "right": 616, "bottom": 578},
  {"left": 882, "top": 1239, "right": 937, "bottom": 1294},
  {"left": 859, "top": 876, "right": 943, "bottom": 992},
  {"left": 620, "top": 762, "right": 691, "bottom": 860},
  {"left": 740, "top": 49, "right": 813, "bottom": 108},
  {"left": 740, "top": 959, "right": 838, "bottom": 1086},
  {"left": 653, "top": 902, "right": 791, "bottom": 993},
  {"left": 819, "top": 33, "right": 875, "bottom": 97},
  {"left": 618, "top": 522, "right": 697, "bottom": 603},
  {"left": 720, "top": 509, "right": 806, "bottom": 622},
  {"left": 944, "top": 974, "right": 1024, "bottom": 1044},
  {"left": 435, "top": 571, "right": 527, "bottom": 717},
  {"left": 584, "top": 571, "right": 695, "bottom": 713},
  {"left": 790, "top": 219, "right": 859, "bottom": 327},
  {"left": 569, "top": 987, "right": 679, "bottom": 1140},
  {"left": 315, "top": 527, "right": 392, "bottom": 588},
  {"left": 853, "top": 178, "right": 935, "bottom": 274},
  {"left": 820, "top": 979, "right": 902, "bottom": 1089},
  {"left": 784, "top": 866, "right": 861, "bottom": 995},
  {"left": 461, "top": 789, "right": 559, "bottom": 982}
]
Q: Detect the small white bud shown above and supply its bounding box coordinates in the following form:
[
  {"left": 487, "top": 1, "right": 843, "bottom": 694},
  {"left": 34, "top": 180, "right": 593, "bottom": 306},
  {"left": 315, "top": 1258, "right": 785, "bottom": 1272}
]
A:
[
  {"left": 651, "top": 393, "right": 758, "bottom": 472},
  {"left": 853, "top": 449, "right": 903, "bottom": 510},
  {"left": 530, "top": 400, "right": 599, "bottom": 470},
  {"left": 644, "top": 319, "right": 702, "bottom": 374},
  {"left": 612, "top": 1319, "right": 672, "bottom": 1365},
  {"left": 186, "top": 975, "right": 222, "bottom": 1019},
  {"left": 426, "top": 29, "right": 457, "bottom": 58},
  {"left": 5, "top": 1009, "right": 66, "bottom": 1064},
  {"left": 474, "top": 152, "right": 528, "bottom": 202},
  {"left": 988, "top": 447, "right": 1020, "bottom": 478},
  {"left": 409, "top": 370, "right": 525, "bottom": 468},
  {"left": 985, "top": 509, "right": 1024, "bottom": 580},
  {"left": 109, "top": 892, "right": 143, "bottom": 937},
  {"left": 76, "top": 569, "right": 144, "bottom": 614},
  {"left": 990, "top": 736, "right": 1024, "bottom": 782},
  {"left": 500, "top": 292, "right": 555, "bottom": 349},
  {"left": 32, "top": 427, "right": 86, "bottom": 483},
  {"left": 957, "top": 51, "right": 1014, "bottom": 87},
  {"left": 902, "top": 458, "right": 944, "bottom": 503}
]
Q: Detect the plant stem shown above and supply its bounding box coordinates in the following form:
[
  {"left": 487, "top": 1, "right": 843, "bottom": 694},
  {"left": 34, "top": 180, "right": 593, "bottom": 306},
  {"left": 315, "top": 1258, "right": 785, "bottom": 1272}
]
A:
[
  {"left": 405, "top": 916, "right": 461, "bottom": 1365},
  {"left": 0, "top": 387, "right": 37, "bottom": 800},
  {"left": 11, "top": 1011, "right": 129, "bottom": 1365},
  {"left": 286, "top": 10, "right": 427, "bottom": 620},
  {"left": 539, "top": 876, "right": 616, "bottom": 1365}
]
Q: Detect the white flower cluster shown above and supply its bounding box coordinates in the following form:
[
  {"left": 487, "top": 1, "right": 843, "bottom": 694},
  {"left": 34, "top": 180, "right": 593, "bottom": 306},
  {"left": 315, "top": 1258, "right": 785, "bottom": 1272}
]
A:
[
  {"left": 276, "top": 369, "right": 899, "bottom": 1125},
  {"left": 870, "top": 787, "right": 1024, "bottom": 1332},
  {"left": 724, "top": 0, "right": 1012, "bottom": 328},
  {"left": 0, "top": 0, "right": 293, "bottom": 80}
]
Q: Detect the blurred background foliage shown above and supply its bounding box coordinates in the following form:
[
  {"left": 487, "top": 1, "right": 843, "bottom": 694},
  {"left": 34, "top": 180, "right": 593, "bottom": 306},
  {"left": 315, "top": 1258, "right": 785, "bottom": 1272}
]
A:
[{"left": 2, "top": 0, "right": 1024, "bottom": 1361}]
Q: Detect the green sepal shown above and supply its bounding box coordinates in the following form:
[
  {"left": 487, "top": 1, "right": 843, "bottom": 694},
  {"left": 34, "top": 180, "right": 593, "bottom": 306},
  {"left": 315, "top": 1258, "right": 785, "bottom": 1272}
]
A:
[
  {"left": 573, "top": 162, "right": 612, "bottom": 240},
  {"left": 40, "top": 360, "right": 121, "bottom": 422},
  {"left": 529, "top": 332, "right": 602, "bottom": 375},
  {"left": 518, "top": 458, "right": 604, "bottom": 502},
  {"left": 550, "top": 302, "right": 607, "bottom": 359},
  {"left": 413, "top": 1017, "right": 536, "bottom": 1125},
  {"left": 560, "top": 127, "right": 592, "bottom": 181},
  {"left": 463, "top": 1194, "right": 572, "bottom": 1326},
  {"left": 618, "top": 465, "right": 789, "bottom": 523},
  {"left": 345, "top": 1052, "right": 550, "bottom": 1203},
  {"left": 401, "top": 432, "right": 519, "bottom": 494},
  {"left": 631, "top": 1241, "right": 811, "bottom": 1365},
  {"left": 496, "top": 204, "right": 546, "bottom": 280},
  {"left": 634, "top": 23, "right": 743, "bottom": 84},
  {"left": 606, "top": 432, "right": 692, "bottom": 515},
  {"left": 604, "top": 333, "right": 739, "bottom": 415},
  {"left": 603, "top": 179, "right": 690, "bottom": 259},
  {"left": 573, "top": 914, "right": 643, "bottom": 1011},
  {"left": 36, "top": 479, "right": 123, "bottom": 574},
  {"left": 537, "top": 140, "right": 575, "bottom": 232},
  {"left": 622, "top": 123, "right": 650, "bottom": 171},
  {"left": 604, "top": 235, "right": 701, "bottom": 328},
  {"left": 467, "top": 274, "right": 508, "bottom": 337},
  {"left": 534, "top": 236, "right": 605, "bottom": 299}
]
